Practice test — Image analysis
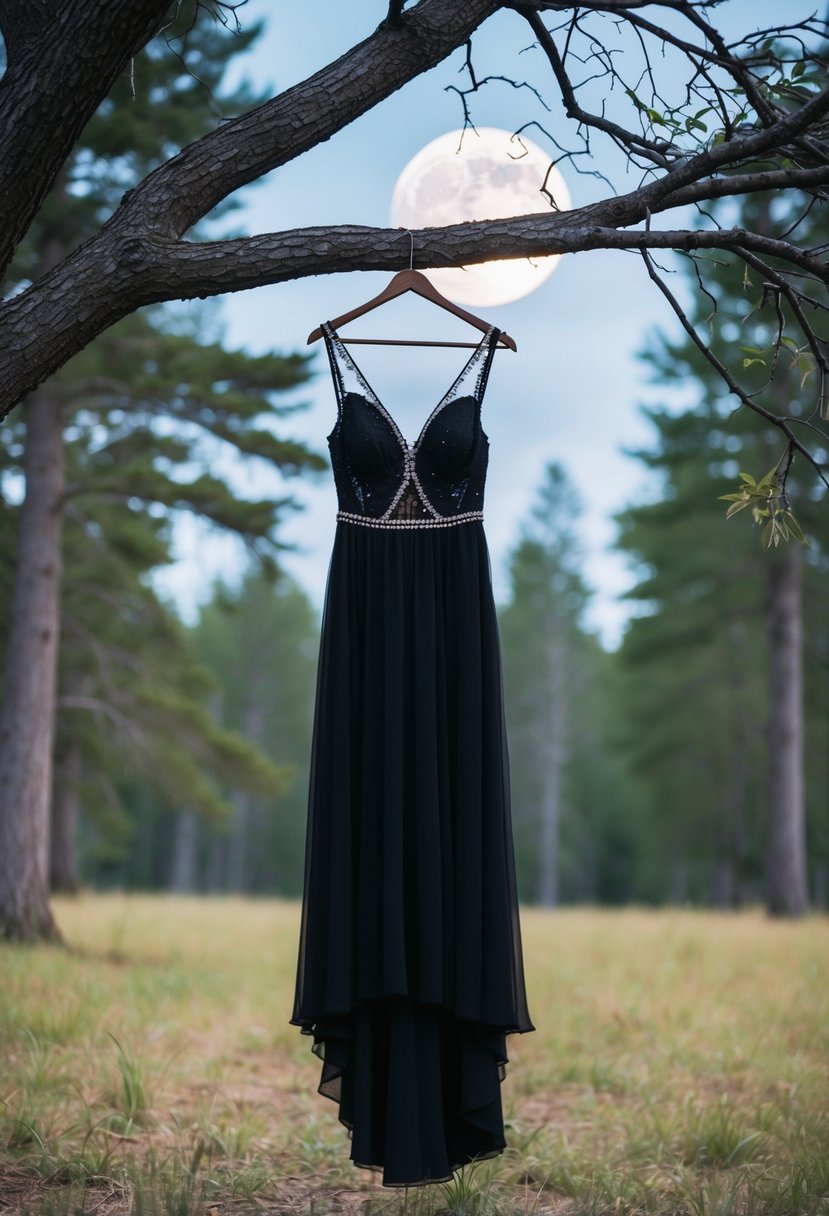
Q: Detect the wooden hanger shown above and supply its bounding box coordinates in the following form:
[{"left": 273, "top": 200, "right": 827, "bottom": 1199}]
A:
[{"left": 306, "top": 267, "right": 517, "bottom": 352}]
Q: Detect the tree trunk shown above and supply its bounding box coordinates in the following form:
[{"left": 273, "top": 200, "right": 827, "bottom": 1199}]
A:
[
  {"left": 50, "top": 739, "right": 82, "bottom": 893},
  {"left": 225, "top": 686, "right": 266, "bottom": 892},
  {"left": 723, "top": 618, "right": 750, "bottom": 908},
  {"left": 710, "top": 859, "right": 736, "bottom": 908},
  {"left": 0, "top": 387, "right": 65, "bottom": 941},
  {"left": 169, "top": 809, "right": 199, "bottom": 893},
  {"left": 205, "top": 832, "right": 227, "bottom": 892},
  {"left": 812, "top": 860, "right": 827, "bottom": 910},
  {"left": 226, "top": 790, "right": 249, "bottom": 892},
  {"left": 765, "top": 544, "right": 809, "bottom": 916},
  {"left": 670, "top": 861, "right": 689, "bottom": 905},
  {"left": 537, "top": 625, "right": 566, "bottom": 907}
]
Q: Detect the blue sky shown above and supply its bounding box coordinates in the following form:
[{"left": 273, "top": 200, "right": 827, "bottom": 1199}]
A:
[{"left": 150, "top": 0, "right": 808, "bottom": 648}]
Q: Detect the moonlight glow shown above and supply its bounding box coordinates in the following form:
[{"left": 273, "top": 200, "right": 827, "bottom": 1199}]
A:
[{"left": 390, "top": 127, "right": 571, "bottom": 307}]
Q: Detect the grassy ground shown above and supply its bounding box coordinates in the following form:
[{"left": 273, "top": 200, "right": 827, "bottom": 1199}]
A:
[{"left": 0, "top": 895, "right": 827, "bottom": 1216}]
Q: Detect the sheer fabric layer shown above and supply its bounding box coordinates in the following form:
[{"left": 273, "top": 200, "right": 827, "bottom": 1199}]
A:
[{"left": 290, "top": 520, "right": 534, "bottom": 1186}]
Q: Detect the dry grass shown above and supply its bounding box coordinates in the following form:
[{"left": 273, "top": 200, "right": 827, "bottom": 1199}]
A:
[{"left": 0, "top": 894, "right": 827, "bottom": 1215}]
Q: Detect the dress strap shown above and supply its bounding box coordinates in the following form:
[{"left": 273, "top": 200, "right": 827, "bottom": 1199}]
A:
[
  {"left": 320, "top": 321, "right": 381, "bottom": 416},
  {"left": 438, "top": 325, "right": 501, "bottom": 410},
  {"left": 475, "top": 326, "right": 501, "bottom": 403},
  {"left": 320, "top": 322, "right": 345, "bottom": 419}
]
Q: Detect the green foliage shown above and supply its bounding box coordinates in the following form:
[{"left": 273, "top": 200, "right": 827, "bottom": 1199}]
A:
[
  {"left": 614, "top": 188, "right": 829, "bottom": 906},
  {"left": 719, "top": 466, "right": 807, "bottom": 548},
  {"left": 78, "top": 565, "right": 319, "bottom": 894},
  {"left": 105, "top": 1030, "right": 148, "bottom": 1126},
  {"left": 0, "top": 2, "right": 325, "bottom": 892},
  {"left": 500, "top": 463, "right": 638, "bottom": 904},
  {"left": 187, "top": 567, "right": 319, "bottom": 895}
]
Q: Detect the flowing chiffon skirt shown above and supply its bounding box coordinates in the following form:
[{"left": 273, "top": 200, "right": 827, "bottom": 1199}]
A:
[{"left": 289, "top": 518, "right": 535, "bottom": 1187}]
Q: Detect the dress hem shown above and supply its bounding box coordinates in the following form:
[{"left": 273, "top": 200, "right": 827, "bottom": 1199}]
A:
[{"left": 289, "top": 1000, "right": 534, "bottom": 1188}]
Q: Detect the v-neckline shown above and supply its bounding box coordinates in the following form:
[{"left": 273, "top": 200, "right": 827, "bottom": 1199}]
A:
[{"left": 323, "top": 323, "right": 495, "bottom": 453}]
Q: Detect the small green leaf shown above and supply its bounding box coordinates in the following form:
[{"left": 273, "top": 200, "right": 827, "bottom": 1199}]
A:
[
  {"left": 742, "top": 357, "right": 765, "bottom": 369},
  {"left": 792, "top": 60, "right": 806, "bottom": 78},
  {"left": 738, "top": 472, "right": 757, "bottom": 486},
  {"left": 783, "top": 512, "right": 807, "bottom": 544}
]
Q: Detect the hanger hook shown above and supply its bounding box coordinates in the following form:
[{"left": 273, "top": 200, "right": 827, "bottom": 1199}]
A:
[{"left": 402, "top": 229, "right": 414, "bottom": 271}]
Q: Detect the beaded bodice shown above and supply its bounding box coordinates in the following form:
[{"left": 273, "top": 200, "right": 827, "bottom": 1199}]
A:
[{"left": 322, "top": 322, "right": 499, "bottom": 529}]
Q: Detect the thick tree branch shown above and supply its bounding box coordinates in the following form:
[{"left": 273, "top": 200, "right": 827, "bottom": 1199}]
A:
[
  {"left": 145, "top": 219, "right": 829, "bottom": 290},
  {"left": 3, "top": 210, "right": 828, "bottom": 423},
  {"left": 1, "top": 0, "right": 828, "bottom": 466},
  {"left": 0, "top": 0, "right": 171, "bottom": 279},
  {"left": 113, "top": 0, "right": 502, "bottom": 242}
]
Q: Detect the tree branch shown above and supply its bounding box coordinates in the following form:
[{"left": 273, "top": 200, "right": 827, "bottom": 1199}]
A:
[
  {"left": 2, "top": 0, "right": 829, "bottom": 476},
  {"left": 0, "top": 0, "right": 171, "bottom": 279},
  {"left": 639, "top": 246, "right": 829, "bottom": 492},
  {"left": 3, "top": 209, "right": 828, "bottom": 423},
  {"left": 381, "top": 0, "right": 408, "bottom": 29},
  {"left": 114, "top": 0, "right": 502, "bottom": 242}
]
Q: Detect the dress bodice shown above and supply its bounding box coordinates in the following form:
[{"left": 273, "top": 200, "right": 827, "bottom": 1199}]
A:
[{"left": 322, "top": 323, "right": 499, "bottom": 528}]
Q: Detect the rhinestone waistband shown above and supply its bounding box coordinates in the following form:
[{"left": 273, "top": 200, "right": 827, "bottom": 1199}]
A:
[{"left": 336, "top": 510, "right": 484, "bottom": 529}]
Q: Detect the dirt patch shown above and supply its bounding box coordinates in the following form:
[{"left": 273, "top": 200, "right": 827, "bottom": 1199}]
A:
[
  {"left": 513, "top": 1089, "right": 593, "bottom": 1132},
  {"left": 0, "top": 1164, "right": 130, "bottom": 1216}
]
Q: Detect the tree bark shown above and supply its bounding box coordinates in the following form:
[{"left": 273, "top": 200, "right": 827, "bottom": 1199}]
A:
[
  {"left": 169, "top": 809, "right": 199, "bottom": 893},
  {"left": 0, "top": 0, "right": 170, "bottom": 279},
  {"left": 537, "top": 624, "right": 566, "bottom": 907},
  {"left": 0, "top": 386, "right": 65, "bottom": 941},
  {"left": 812, "top": 860, "right": 827, "bottom": 909},
  {"left": 226, "top": 690, "right": 266, "bottom": 891},
  {"left": 205, "top": 832, "right": 227, "bottom": 892},
  {"left": 765, "top": 544, "right": 809, "bottom": 916},
  {"left": 719, "top": 617, "right": 751, "bottom": 908},
  {"left": 50, "top": 737, "right": 82, "bottom": 893},
  {"left": 226, "top": 790, "right": 250, "bottom": 893}
]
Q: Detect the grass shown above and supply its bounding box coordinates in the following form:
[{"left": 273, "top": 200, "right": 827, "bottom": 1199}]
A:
[{"left": 0, "top": 895, "right": 827, "bottom": 1215}]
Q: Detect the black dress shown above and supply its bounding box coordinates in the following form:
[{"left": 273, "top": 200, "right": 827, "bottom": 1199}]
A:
[{"left": 289, "top": 321, "right": 535, "bottom": 1188}]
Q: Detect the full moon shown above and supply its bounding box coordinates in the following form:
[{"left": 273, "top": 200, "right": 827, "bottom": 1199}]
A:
[{"left": 390, "top": 127, "right": 571, "bottom": 307}]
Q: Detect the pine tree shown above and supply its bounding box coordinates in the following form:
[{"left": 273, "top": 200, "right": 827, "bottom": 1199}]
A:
[
  {"left": 615, "top": 192, "right": 829, "bottom": 914},
  {"left": 51, "top": 481, "right": 296, "bottom": 891},
  {"left": 189, "top": 568, "right": 319, "bottom": 896},
  {"left": 499, "top": 463, "right": 634, "bottom": 905},
  {"left": 0, "top": 4, "right": 322, "bottom": 938}
]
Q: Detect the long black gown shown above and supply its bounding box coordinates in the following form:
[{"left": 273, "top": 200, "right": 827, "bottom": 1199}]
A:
[{"left": 289, "top": 321, "right": 535, "bottom": 1188}]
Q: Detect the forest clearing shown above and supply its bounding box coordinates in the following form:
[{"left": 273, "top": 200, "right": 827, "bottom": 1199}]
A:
[{"left": 1, "top": 895, "right": 827, "bottom": 1216}]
